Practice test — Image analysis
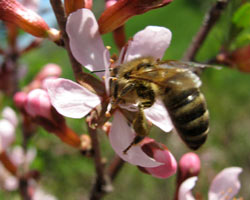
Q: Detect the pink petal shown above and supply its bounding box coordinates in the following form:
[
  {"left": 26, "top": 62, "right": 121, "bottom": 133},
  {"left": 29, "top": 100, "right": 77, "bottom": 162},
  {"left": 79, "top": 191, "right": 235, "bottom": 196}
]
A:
[
  {"left": 0, "top": 119, "right": 15, "bottom": 151},
  {"left": 123, "top": 26, "right": 172, "bottom": 62},
  {"left": 208, "top": 167, "right": 242, "bottom": 200},
  {"left": 4, "top": 176, "right": 18, "bottom": 191},
  {"left": 2, "top": 107, "right": 18, "bottom": 127},
  {"left": 45, "top": 78, "right": 101, "bottom": 118},
  {"left": 178, "top": 177, "right": 197, "bottom": 200},
  {"left": 144, "top": 99, "right": 173, "bottom": 132},
  {"left": 109, "top": 111, "right": 162, "bottom": 167},
  {"left": 66, "top": 9, "right": 110, "bottom": 77},
  {"left": 10, "top": 146, "right": 25, "bottom": 167},
  {"left": 144, "top": 146, "right": 177, "bottom": 178}
]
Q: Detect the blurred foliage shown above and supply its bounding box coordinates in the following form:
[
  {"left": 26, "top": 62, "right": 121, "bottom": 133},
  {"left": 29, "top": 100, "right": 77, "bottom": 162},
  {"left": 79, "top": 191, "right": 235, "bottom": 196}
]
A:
[{"left": 1, "top": 0, "right": 250, "bottom": 199}]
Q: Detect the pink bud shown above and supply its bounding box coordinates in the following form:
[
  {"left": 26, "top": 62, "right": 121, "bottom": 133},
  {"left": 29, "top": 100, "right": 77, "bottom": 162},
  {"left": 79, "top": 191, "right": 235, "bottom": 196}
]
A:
[
  {"left": 24, "top": 89, "right": 52, "bottom": 120},
  {"left": 13, "top": 91, "right": 27, "bottom": 109},
  {"left": 178, "top": 152, "right": 201, "bottom": 184},
  {"left": 139, "top": 138, "right": 177, "bottom": 179},
  {"left": 36, "top": 63, "right": 62, "bottom": 82}
]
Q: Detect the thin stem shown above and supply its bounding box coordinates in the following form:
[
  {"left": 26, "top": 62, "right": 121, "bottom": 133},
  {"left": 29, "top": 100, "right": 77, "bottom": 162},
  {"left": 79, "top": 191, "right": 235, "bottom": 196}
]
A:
[
  {"left": 107, "top": 155, "right": 125, "bottom": 181},
  {"left": 0, "top": 151, "right": 17, "bottom": 175},
  {"left": 182, "top": 0, "right": 229, "bottom": 61},
  {"left": 88, "top": 127, "right": 109, "bottom": 200}
]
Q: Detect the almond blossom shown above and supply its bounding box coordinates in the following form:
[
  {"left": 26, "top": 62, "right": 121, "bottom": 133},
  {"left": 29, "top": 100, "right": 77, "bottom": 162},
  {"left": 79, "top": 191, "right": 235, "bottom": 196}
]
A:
[
  {"left": 46, "top": 8, "right": 176, "bottom": 170},
  {"left": 178, "top": 167, "right": 243, "bottom": 200}
]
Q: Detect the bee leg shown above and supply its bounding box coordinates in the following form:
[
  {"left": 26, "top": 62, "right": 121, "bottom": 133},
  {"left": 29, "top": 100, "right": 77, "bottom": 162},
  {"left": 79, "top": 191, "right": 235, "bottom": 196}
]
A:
[
  {"left": 123, "top": 135, "right": 145, "bottom": 154},
  {"left": 123, "top": 105, "right": 149, "bottom": 154}
]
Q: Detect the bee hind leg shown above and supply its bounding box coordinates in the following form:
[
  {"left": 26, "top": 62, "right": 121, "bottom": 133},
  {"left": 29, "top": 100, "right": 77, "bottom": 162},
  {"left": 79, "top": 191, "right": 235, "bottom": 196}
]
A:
[{"left": 123, "top": 105, "right": 149, "bottom": 154}]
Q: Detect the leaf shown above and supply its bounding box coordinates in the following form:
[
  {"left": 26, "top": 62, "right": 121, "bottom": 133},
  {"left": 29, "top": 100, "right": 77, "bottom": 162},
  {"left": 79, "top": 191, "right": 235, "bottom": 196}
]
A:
[{"left": 233, "top": 3, "right": 250, "bottom": 28}]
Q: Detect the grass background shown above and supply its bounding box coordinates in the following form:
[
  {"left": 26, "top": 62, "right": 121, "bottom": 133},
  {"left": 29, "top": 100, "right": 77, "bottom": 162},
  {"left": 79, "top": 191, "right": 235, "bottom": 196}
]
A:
[{"left": 1, "top": 0, "right": 250, "bottom": 199}]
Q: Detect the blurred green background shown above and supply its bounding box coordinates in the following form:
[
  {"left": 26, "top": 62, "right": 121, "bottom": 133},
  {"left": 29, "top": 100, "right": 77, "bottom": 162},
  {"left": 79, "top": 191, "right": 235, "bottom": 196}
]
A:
[{"left": 1, "top": 0, "right": 250, "bottom": 199}]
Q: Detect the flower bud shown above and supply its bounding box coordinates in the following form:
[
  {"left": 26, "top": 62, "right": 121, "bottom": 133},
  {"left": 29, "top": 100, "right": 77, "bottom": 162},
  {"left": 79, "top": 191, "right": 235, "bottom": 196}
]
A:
[
  {"left": 178, "top": 152, "right": 200, "bottom": 184},
  {"left": 35, "top": 63, "right": 62, "bottom": 82},
  {"left": 24, "top": 89, "right": 53, "bottom": 120},
  {"left": 229, "top": 45, "right": 250, "bottom": 73},
  {"left": 98, "top": 0, "right": 173, "bottom": 34},
  {"left": 64, "top": 0, "right": 93, "bottom": 15},
  {"left": 14, "top": 91, "right": 28, "bottom": 109},
  {"left": 0, "top": 0, "right": 49, "bottom": 37},
  {"left": 139, "top": 138, "right": 177, "bottom": 178}
]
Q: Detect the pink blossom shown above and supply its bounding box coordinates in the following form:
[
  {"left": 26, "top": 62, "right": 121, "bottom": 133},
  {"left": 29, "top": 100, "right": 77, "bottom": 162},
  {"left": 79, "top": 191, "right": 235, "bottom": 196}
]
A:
[
  {"left": 0, "top": 107, "right": 17, "bottom": 152},
  {"left": 139, "top": 138, "right": 177, "bottom": 178},
  {"left": 0, "top": 146, "right": 36, "bottom": 191},
  {"left": 46, "top": 8, "right": 174, "bottom": 168},
  {"left": 178, "top": 167, "right": 243, "bottom": 200}
]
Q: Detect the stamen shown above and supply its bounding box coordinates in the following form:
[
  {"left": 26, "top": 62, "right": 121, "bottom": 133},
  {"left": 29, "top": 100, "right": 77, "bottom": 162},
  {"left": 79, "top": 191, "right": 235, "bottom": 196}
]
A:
[
  {"left": 105, "top": 103, "right": 112, "bottom": 117},
  {"left": 106, "top": 46, "right": 111, "bottom": 50}
]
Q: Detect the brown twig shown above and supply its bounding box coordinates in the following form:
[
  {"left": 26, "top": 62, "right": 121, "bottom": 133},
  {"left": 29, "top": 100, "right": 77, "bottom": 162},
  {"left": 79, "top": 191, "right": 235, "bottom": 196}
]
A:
[
  {"left": 107, "top": 155, "right": 125, "bottom": 181},
  {"left": 88, "top": 127, "right": 112, "bottom": 200},
  {"left": 49, "top": 0, "right": 105, "bottom": 97},
  {"left": 182, "top": 0, "right": 229, "bottom": 61}
]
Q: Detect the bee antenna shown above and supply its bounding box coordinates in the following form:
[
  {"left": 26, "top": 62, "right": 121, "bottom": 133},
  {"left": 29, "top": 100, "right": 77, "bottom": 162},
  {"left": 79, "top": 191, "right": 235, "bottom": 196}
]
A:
[{"left": 91, "top": 69, "right": 106, "bottom": 73}]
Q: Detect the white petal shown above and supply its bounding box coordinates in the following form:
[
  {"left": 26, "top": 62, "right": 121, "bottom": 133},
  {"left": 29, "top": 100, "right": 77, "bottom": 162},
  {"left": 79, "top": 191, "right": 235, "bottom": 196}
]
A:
[
  {"left": 208, "top": 167, "right": 242, "bottom": 200},
  {"left": 109, "top": 111, "right": 162, "bottom": 167},
  {"left": 4, "top": 176, "right": 18, "bottom": 191},
  {"left": 10, "top": 146, "right": 25, "bottom": 166},
  {"left": 2, "top": 107, "right": 18, "bottom": 127},
  {"left": 45, "top": 78, "right": 101, "bottom": 118},
  {"left": 144, "top": 99, "right": 173, "bottom": 132},
  {"left": 66, "top": 9, "right": 110, "bottom": 77},
  {"left": 123, "top": 26, "right": 172, "bottom": 62},
  {"left": 178, "top": 177, "right": 197, "bottom": 200},
  {"left": 0, "top": 119, "right": 15, "bottom": 151}
]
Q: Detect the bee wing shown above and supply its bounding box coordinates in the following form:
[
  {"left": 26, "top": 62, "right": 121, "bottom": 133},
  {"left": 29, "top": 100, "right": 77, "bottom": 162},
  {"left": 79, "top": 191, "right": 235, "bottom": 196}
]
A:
[{"left": 130, "top": 66, "right": 202, "bottom": 88}]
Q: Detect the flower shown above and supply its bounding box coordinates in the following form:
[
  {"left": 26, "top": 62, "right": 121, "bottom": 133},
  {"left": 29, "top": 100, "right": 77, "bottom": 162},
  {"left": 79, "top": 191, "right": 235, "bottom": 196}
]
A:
[
  {"left": 0, "top": 107, "right": 17, "bottom": 153},
  {"left": 178, "top": 167, "right": 243, "bottom": 200},
  {"left": 46, "top": 8, "right": 174, "bottom": 168},
  {"left": 0, "top": 146, "right": 36, "bottom": 191}
]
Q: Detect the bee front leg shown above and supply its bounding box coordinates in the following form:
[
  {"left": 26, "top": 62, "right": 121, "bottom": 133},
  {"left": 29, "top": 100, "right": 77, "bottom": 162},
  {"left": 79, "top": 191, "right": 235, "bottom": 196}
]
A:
[{"left": 123, "top": 105, "right": 149, "bottom": 154}]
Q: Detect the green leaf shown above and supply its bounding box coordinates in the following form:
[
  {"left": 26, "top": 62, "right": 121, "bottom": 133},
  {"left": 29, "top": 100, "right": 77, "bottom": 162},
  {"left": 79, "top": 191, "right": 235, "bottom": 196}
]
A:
[{"left": 233, "top": 3, "right": 250, "bottom": 28}]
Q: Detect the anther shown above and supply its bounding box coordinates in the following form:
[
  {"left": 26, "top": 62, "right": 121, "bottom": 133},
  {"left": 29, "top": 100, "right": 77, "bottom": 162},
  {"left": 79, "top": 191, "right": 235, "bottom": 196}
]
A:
[{"left": 106, "top": 46, "right": 111, "bottom": 50}]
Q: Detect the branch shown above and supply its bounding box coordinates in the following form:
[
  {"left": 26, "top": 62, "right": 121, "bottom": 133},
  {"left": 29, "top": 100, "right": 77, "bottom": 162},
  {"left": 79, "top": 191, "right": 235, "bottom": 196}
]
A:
[
  {"left": 182, "top": 0, "right": 229, "bottom": 61},
  {"left": 88, "top": 127, "right": 112, "bottom": 200},
  {"left": 49, "top": 0, "right": 105, "bottom": 96}
]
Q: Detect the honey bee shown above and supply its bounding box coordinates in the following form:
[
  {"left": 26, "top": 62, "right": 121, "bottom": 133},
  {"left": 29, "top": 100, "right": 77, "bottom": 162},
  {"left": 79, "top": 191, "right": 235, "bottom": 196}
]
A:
[{"left": 109, "top": 57, "right": 209, "bottom": 153}]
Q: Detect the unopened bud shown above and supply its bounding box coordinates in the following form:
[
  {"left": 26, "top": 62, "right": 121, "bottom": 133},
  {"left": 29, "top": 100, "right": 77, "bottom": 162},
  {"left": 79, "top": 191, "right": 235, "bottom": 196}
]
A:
[
  {"left": 64, "top": 0, "right": 93, "bottom": 15},
  {"left": 36, "top": 63, "right": 62, "bottom": 82},
  {"left": 24, "top": 89, "right": 53, "bottom": 120},
  {"left": 98, "top": 0, "right": 173, "bottom": 34},
  {"left": 229, "top": 45, "right": 250, "bottom": 73},
  {"left": 0, "top": 0, "right": 49, "bottom": 37},
  {"left": 139, "top": 138, "right": 177, "bottom": 178},
  {"left": 178, "top": 152, "right": 201, "bottom": 184},
  {"left": 14, "top": 91, "right": 27, "bottom": 109}
]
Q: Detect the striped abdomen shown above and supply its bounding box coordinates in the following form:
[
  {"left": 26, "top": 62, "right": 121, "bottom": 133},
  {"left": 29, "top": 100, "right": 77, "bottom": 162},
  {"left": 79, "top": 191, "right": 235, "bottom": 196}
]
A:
[{"left": 163, "top": 88, "right": 209, "bottom": 150}]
